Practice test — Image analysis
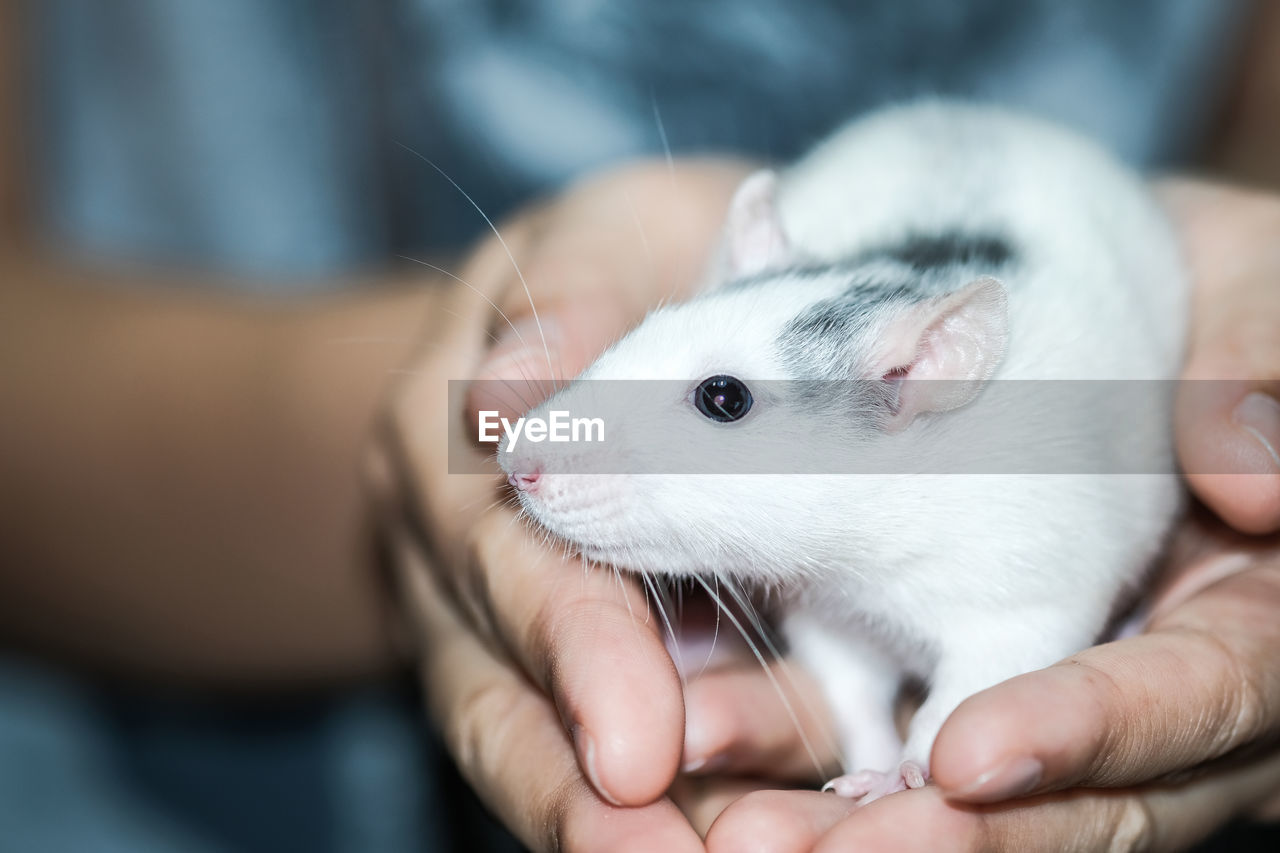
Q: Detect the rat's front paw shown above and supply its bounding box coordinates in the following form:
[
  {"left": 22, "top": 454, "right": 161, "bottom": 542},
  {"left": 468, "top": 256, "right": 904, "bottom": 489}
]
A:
[{"left": 822, "top": 760, "right": 928, "bottom": 803}]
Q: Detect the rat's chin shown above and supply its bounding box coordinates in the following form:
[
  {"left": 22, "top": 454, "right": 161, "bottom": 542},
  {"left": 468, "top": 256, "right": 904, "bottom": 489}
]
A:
[
  {"left": 534, "top": 523, "right": 712, "bottom": 578},
  {"left": 574, "top": 542, "right": 635, "bottom": 567},
  {"left": 512, "top": 480, "right": 718, "bottom": 577},
  {"left": 517, "top": 512, "right": 631, "bottom": 568},
  {"left": 572, "top": 541, "right": 707, "bottom": 578}
]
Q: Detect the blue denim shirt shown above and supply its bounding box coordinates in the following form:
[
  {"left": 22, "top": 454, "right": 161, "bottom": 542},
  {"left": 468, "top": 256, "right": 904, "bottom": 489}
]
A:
[{"left": 36, "top": 0, "right": 1244, "bottom": 284}]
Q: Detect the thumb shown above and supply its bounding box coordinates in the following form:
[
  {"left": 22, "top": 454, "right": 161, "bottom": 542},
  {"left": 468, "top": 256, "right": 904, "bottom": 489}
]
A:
[
  {"left": 469, "top": 293, "right": 638, "bottom": 423},
  {"left": 1167, "top": 180, "right": 1280, "bottom": 533}
]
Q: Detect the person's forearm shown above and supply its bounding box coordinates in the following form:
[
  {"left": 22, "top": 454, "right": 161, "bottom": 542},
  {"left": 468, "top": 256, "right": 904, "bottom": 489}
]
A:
[{"left": 0, "top": 253, "right": 439, "bottom": 686}]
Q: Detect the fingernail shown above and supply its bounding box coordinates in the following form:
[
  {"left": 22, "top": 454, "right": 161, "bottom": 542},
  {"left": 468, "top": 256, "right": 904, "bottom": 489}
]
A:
[
  {"left": 681, "top": 696, "right": 722, "bottom": 774},
  {"left": 574, "top": 726, "right": 622, "bottom": 807},
  {"left": 680, "top": 756, "right": 704, "bottom": 773},
  {"left": 485, "top": 316, "right": 561, "bottom": 380},
  {"left": 1233, "top": 392, "right": 1280, "bottom": 472},
  {"left": 681, "top": 752, "right": 728, "bottom": 775},
  {"left": 951, "top": 756, "right": 1042, "bottom": 802}
]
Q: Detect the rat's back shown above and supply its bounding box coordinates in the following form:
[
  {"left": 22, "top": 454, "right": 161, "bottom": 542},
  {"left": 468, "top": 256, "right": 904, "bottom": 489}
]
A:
[{"left": 772, "top": 100, "right": 1187, "bottom": 379}]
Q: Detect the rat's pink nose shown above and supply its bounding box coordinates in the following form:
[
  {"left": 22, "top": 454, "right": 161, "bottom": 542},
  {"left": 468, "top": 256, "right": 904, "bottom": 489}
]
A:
[{"left": 508, "top": 468, "right": 542, "bottom": 493}]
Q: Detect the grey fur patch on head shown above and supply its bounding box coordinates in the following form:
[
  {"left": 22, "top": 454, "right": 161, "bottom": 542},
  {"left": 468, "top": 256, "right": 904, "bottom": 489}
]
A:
[
  {"left": 776, "top": 269, "right": 917, "bottom": 381},
  {"left": 775, "top": 231, "right": 1019, "bottom": 383}
]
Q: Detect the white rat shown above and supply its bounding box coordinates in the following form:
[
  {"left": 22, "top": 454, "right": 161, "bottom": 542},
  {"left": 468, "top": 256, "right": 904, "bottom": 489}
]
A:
[{"left": 496, "top": 100, "right": 1187, "bottom": 800}]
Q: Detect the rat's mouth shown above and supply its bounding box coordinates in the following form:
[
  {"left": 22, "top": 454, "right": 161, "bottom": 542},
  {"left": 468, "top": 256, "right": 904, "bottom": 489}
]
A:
[
  {"left": 508, "top": 475, "right": 722, "bottom": 577},
  {"left": 512, "top": 497, "right": 677, "bottom": 574},
  {"left": 520, "top": 516, "right": 718, "bottom": 579},
  {"left": 517, "top": 510, "right": 628, "bottom": 564}
]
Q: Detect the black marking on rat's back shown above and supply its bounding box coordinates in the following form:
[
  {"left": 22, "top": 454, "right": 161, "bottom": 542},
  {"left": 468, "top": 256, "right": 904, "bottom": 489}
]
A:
[
  {"left": 724, "top": 232, "right": 1016, "bottom": 296},
  {"left": 722, "top": 263, "right": 847, "bottom": 294},
  {"left": 858, "top": 231, "right": 1016, "bottom": 272}
]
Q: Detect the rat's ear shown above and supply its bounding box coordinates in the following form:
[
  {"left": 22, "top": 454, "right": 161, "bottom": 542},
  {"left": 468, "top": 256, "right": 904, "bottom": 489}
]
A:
[
  {"left": 870, "top": 277, "right": 1009, "bottom": 430},
  {"left": 723, "top": 169, "right": 791, "bottom": 278}
]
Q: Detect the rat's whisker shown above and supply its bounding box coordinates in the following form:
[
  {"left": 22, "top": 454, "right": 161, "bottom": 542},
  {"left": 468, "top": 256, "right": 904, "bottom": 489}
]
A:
[
  {"left": 688, "top": 571, "right": 724, "bottom": 683},
  {"left": 650, "top": 91, "right": 677, "bottom": 186},
  {"left": 611, "top": 560, "right": 647, "bottom": 637},
  {"left": 720, "top": 576, "right": 841, "bottom": 765},
  {"left": 639, "top": 571, "right": 683, "bottom": 684},
  {"left": 393, "top": 143, "right": 556, "bottom": 388},
  {"left": 436, "top": 305, "right": 504, "bottom": 348},
  {"left": 621, "top": 189, "right": 656, "bottom": 273},
  {"left": 692, "top": 573, "right": 826, "bottom": 780},
  {"left": 398, "top": 254, "right": 551, "bottom": 402}
]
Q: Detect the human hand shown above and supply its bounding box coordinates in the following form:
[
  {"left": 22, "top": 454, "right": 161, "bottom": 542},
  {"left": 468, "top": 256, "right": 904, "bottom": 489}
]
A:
[
  {"left": 678, "top": 178, "right": 1280, "bottom": 851},
  {"left": 1164, "top": 177, "right": 1280, "bottom": 533},
  {"left": 370, "top": 159, "right": 755, "bottom": 851}
]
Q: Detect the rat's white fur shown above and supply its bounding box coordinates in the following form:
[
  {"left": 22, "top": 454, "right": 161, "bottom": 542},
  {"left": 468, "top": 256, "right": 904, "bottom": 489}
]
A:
[{"left": 500, "top": 101, "right": 1188, "bottom": 789}]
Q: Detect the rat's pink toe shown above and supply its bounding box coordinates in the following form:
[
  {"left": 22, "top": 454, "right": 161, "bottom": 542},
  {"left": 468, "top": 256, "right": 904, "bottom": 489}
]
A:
[
  {"left": 822, "top": 770, "right": 883, "bottom": 799},
  {"left": 824, "top": 762, "right": 928, "bottom": 804},
  {"left": 902, "top": 760, "right": 928, "bottom": 789},
  {"left": 857, "top": 772, "right": 907, "bottom": 804}
]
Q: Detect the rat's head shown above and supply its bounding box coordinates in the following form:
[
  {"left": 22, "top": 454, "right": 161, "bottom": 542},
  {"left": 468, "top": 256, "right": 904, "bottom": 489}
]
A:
[
  {"left": 498, "top": 170, "right": 1011, "bottom": 580},
  {"left": 494, "top": 292, "right": 818, "bottom": 579}
]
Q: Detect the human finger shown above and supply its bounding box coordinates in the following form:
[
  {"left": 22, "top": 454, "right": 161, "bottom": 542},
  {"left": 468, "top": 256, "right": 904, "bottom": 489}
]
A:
[
  {"left": 705, "top": 746, "right": 1280, "bottom": 853},
  {"left": 468, "top": 290, "right": 637, "bottom": 422},
  {"left": 668, "top": 774, "right": 775, "bottom": 839},
  {"left": 456, "top": 509, "right": 687, "bottom": 807},
  {"left": 682, "top": 660, "right": 840, "bottom": 782},
  {"left": 1162, "top": 179, "right": 1280, "bottom": 534},
  {"left": 704, "top": 789, "right": 853, "bottom": 853},
  {"left": 808, "top": 753, "right": 1280, "bottom": 853},
  {"left": 931, "top": 556, "right": 1280, "bottom": 804},
  {"left": 392, "top": 522, "right": 704, "bottom": 853}
]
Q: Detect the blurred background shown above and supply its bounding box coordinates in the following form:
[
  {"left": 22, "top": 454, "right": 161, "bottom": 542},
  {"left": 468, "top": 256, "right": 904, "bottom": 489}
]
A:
[
  {"left": 22, "top": 0, "right": 1253, "bottom": 277},
  {"left": 2, "top": 1, "right": 1278, "bottom": 851}
]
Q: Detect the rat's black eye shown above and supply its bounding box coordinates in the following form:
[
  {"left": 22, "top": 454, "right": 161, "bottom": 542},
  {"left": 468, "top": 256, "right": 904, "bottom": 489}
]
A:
[{"left": 695, "top": 375, "right": 753, "bottom": 422}]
